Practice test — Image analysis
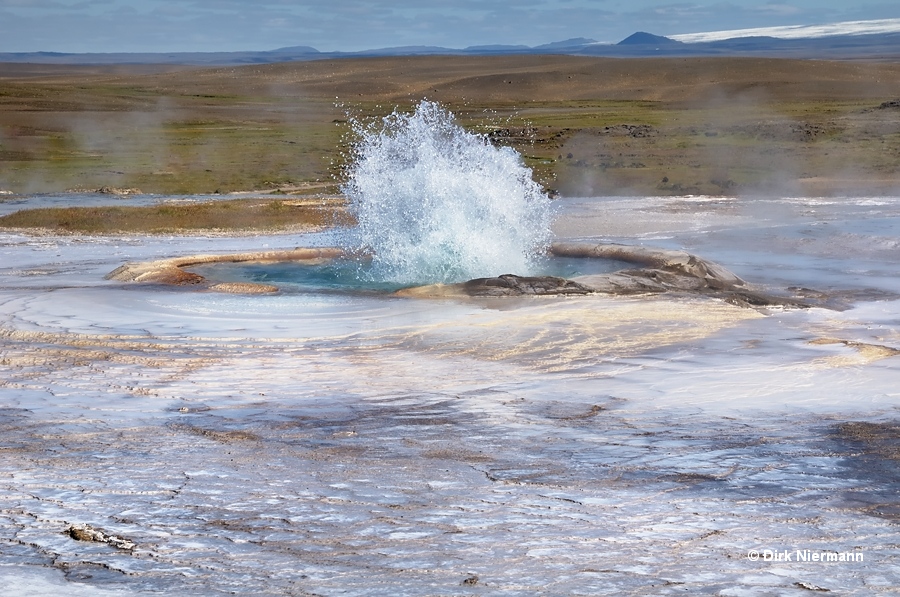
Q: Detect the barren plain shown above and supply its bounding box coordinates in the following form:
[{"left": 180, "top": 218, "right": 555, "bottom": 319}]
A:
[{"left": 3, "top": 55, "right": 900, "bottom": 199}]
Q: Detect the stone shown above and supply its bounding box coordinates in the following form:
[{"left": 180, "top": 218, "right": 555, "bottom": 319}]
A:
[
  {"left": 67, "top": 523, "right": 136, "bottom": 550},
  {"left": 105, "top": 247, "right": 347, "bottom": 293},
  {"left": 551, "top": 242, "right": 745, "bottom": 288},
  {"left": 462, "top": 274, "right": 594, "bottom": 297},
  {"left": 551, "top": 242, "right": 808, "bottom": 308}
]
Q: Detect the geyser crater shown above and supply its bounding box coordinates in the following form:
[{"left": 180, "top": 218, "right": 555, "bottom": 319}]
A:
[{"left": 106, "top": 101, "right": 801, "bottom": 308}]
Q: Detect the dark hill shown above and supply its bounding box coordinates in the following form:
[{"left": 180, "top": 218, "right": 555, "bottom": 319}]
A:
[
  {"left": 271, "top": 46, "right": 320, "bottom": 54},
  {"left": 618, "top": 32, "right": 682, "bottom": 46},
  {"left": 534, "top": 38, "right": 598, "bottom": 49},
  {"left": 3, "top": 31, "right": 900, "bottom": 65}
]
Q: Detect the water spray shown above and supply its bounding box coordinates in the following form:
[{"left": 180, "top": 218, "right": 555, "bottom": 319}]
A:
[{"left": 342, "top": 101, "right": 553, "bottom": 285}]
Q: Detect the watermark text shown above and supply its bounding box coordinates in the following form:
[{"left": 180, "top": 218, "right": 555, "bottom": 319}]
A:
[{"left": 747, "top": 549, "right": 863, "bottom": 563}]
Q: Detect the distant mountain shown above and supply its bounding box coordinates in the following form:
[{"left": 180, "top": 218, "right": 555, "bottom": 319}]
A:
[
  {"left": 580, "top": 30, "right": 900, "bottom": 58},
  {"left": 0, "top": 48, "right": 323, "bottom": 65},
  {"left": 533, "top": 38, "right": 598, "bottom": 49},
  {"left": 465, "top": 44, "right": 531, "bottom": 52},
  {"left": 617, "top": 32, "right": 682, "bottom": 46},
  {"left": 2, "top": 29, "right": 900, "bottom": 65},
  {"left": 701, "top": 31, "right": 900, "bottom": 57},
  {"left": 352, "top": 45, "right": 459, "bottom": 56},
  {"left": 270, "top": 46, "right": 320, "bottom": 54}
]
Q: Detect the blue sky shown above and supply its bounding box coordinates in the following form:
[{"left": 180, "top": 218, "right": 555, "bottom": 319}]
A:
[{"left": 1, "top": 1, "right": 898, "bottom": 53}]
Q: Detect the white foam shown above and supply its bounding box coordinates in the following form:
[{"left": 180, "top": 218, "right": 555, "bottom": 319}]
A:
[{"left": 342, "top": 101, "right": 552, "bottom": 284}]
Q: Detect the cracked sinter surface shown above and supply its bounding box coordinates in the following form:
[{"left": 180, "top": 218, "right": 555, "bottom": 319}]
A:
[{"left": 1, "top": 194, "right": 899, "bottom": 595}]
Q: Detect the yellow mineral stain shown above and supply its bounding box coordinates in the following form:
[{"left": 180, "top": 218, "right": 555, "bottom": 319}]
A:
[
  {"left": 809, "top": 337, "right": 900, "bottom": 367},
  {"left": 396, "top": 296, "right": 762, "bottom": 371}
]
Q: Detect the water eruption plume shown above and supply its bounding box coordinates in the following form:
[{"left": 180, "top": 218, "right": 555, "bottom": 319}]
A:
[{"left": 342, "top": 101, "right": 553, "bottom": 285}]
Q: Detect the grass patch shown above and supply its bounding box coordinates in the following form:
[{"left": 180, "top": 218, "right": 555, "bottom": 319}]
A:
[
  {"left": 2, "top": 57, "right": 900, "bottom": 196},
  {"left": 0, "top": 198, "right": 355, "bottom": 234}
]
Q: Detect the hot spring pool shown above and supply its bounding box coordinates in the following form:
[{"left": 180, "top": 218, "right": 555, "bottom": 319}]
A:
[{"left": 184, "top": 254, "right": 635, "bottom": 294}]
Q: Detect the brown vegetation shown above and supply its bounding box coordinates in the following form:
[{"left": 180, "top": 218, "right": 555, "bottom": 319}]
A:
[
  {"left": 2, "top": 55, "right": 900, "bottom": 197},
  {"left": 0, "top": 198, "right": 353, "bottom": 233}
]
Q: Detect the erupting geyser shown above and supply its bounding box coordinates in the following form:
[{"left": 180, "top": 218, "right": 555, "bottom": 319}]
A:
[
  {"left": 342, "top": 101, "right": 553, "bottom": 285},
  {"left": 105, "top": 102, "right": 756, "bottom": 301}
]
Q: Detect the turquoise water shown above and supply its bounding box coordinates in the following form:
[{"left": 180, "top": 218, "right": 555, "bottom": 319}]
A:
[{"left": 187, "top": 254, "right": 632, "bottom": 294}]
